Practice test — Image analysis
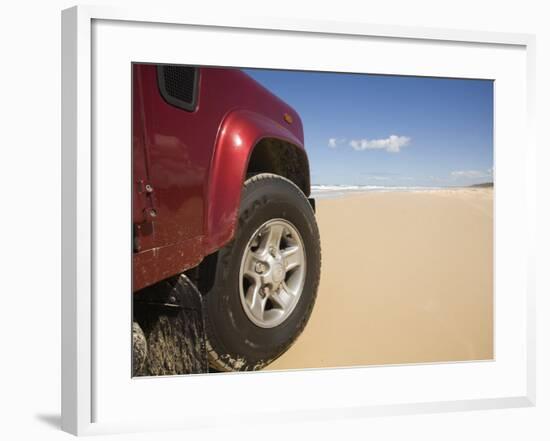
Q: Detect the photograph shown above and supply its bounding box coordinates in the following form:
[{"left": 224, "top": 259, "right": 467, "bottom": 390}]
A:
[{"left": 131, "top": 63, "right": 494, "bottom": 376}]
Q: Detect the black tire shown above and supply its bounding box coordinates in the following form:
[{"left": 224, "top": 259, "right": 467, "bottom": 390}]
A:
[{"left": 204, "top": 173, "right": 321, "bottom": 371}]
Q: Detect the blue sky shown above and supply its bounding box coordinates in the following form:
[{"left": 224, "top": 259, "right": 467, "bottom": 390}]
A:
[{"left": 244, "top": 69, "right": 493, "bottom": 187}]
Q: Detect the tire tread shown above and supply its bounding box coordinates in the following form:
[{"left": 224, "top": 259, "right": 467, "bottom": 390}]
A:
[{"left": 205, "top": 173, "right": 321, "bottom": 372}]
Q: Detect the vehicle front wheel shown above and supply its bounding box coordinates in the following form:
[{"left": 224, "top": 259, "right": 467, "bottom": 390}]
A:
[{"left": 204, "top": 173, "right": 321, "bottom": 371}]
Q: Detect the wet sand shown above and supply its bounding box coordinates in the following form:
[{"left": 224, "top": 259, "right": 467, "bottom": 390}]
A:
[{"left": 268, "top": 189, "right": 493, "bottom": 370}]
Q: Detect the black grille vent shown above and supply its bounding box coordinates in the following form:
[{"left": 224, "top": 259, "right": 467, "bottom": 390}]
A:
[{"left": 157, "top": 65, "right": 198, "bottom": 111}]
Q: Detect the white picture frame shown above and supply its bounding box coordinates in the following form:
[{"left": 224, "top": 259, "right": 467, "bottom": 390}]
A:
[{"left": 61, "top": 5, "right": 536, "bottom": 436}]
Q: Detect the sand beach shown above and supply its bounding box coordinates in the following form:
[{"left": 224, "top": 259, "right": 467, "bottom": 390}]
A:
[{"left": 269, "top": 188, "right": 494, "bottom": 370}]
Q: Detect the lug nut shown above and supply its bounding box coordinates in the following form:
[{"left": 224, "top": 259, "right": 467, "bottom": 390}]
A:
[{"left": 254, "top": 262, "right": 266, "bottom": 274}]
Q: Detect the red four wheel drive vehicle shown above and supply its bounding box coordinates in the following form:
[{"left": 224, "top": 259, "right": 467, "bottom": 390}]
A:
[{"left": 133, "top": 64, "right": 321, "bottom": 372}]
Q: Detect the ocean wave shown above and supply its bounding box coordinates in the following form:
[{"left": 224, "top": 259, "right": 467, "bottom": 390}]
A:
[{"left": 311, "top": 184, "right": 444, "bottom": 198}]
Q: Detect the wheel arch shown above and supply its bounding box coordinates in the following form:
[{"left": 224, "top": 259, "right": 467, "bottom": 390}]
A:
[
  {"left": 246, "top": 137, "right": 311, "bottom": 197},
  {"left": 203, "top": 109, "right": 308, "bottom": 255}
]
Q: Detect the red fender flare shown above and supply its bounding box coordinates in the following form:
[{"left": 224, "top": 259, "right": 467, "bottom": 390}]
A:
[{"left": 203, "top": 109, "right": 305, "bottom": 254}]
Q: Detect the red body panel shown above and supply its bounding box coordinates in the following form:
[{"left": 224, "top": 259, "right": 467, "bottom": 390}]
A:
[{"left": 132, "top": 65, "right": 306, "bottom": 291}]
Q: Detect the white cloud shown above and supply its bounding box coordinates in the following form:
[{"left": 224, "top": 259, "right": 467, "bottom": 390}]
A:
[
  {"left": 451, "top": 168, "right": 493, "bottom": 179},
  {"left": 349, "top": 135, "right": 411, "bottom": 153},
  {"left": 328, "top": 137, "right": 346, "bottom": 148},
  {"left": 364, "top": 175, "right": 391, "bottom": 181}
]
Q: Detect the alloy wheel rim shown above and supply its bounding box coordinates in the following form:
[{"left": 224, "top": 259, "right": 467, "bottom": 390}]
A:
[{"left": 238, "top": 218, "right": 306, "bottom": 328}]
